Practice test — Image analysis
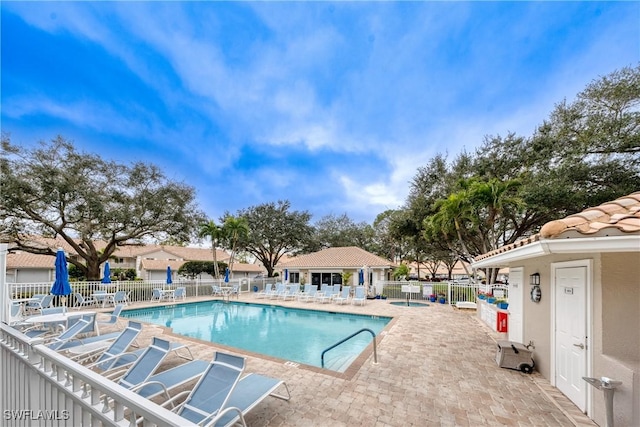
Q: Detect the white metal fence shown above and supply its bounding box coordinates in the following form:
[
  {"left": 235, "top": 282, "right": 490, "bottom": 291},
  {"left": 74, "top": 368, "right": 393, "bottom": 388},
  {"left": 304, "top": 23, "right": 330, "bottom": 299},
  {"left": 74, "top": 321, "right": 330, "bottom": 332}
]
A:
[
  {"left": 8, "top": 277, "right": 283, "bottom": 308},
  {"left": 0, "top": 323, "right": 197, "bottom": 427},
  {"left": 380, "top": 281, "right": 481, "bottom": 306}
]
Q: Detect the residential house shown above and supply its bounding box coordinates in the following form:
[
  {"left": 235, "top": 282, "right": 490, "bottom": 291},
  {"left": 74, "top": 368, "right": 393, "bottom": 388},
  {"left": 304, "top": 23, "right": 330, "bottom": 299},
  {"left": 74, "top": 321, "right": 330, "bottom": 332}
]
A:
[
  {"left": 5, "top": 238, "right": 264, "bottom": 282},
  {"left": 472, "top": 192, "right": 640, "bottom": 427},
  {"left": 279, "top": 246, "right": 396, "bottom": 294}
]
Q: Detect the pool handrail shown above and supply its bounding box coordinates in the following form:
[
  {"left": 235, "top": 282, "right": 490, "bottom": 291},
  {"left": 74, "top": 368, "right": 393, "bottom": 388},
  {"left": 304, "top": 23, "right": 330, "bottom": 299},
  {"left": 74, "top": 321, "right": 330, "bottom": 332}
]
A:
[{"left": 321, "top": 328, "right": 377, "bottom": 368}]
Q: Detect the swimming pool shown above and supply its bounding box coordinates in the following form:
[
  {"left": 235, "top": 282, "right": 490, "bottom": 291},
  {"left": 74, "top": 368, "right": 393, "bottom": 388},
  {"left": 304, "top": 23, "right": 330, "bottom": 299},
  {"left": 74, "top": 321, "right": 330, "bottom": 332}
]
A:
[{"left": 121, "top": 301, "right": 391, "bottom": 372}]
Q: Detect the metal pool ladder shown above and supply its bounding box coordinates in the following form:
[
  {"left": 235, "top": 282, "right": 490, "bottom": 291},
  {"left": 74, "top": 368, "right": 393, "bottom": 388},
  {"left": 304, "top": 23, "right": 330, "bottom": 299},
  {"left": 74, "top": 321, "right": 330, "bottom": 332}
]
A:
[{"left": 321, "top": 328, "right": 378, "bottom": 368}]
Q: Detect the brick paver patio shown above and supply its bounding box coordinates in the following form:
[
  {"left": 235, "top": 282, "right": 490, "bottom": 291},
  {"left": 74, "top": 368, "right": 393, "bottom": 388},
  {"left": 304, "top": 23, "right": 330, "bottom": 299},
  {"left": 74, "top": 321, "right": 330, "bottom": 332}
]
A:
[{"left": 101, "top": 294, "right": 596, "bottom": 426}]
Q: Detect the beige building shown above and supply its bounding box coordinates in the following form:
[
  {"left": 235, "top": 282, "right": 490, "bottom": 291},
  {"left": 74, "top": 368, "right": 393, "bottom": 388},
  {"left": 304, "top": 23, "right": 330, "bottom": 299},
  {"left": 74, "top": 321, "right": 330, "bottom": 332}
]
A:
[
  {"left": 279, "top": 246, "right": 396, "bottom": 294},
  {"left": 473, "top": 191, "right": 640, "bottom": 427},
  {"left": 6, "top": 239, "right": 264, "bottom": 282}
]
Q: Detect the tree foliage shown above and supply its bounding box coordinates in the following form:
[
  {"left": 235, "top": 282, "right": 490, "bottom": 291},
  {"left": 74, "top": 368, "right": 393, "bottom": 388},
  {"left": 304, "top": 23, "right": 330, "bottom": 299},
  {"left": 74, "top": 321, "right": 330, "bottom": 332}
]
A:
[
  {"left": 0, "top": 136, "right": 206, "bottom": 280},
  {"left": 404, "top": 65, "right": 640, "bottom": 281},
  {"left": 178, "top": 260, "right": 227, "bottom": 279},
  {"left": 233, "top": 200, "right": 314, "bottom": 277},
  {"left": 198, "top": 220, "right": 223, "bottom": 279},
  {"left": 312, "top": 213, "right": 375, "bottom": 251}
]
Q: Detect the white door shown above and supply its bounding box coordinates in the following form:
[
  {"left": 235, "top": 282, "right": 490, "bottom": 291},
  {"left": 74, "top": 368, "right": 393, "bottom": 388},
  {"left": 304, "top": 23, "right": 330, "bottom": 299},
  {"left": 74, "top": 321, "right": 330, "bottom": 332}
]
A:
[
  {"left": 507, "top": 267, "right": 524, "bottom": 343},
  {"left": 555, "top": 266, "right": 587, "bottom": 411}
]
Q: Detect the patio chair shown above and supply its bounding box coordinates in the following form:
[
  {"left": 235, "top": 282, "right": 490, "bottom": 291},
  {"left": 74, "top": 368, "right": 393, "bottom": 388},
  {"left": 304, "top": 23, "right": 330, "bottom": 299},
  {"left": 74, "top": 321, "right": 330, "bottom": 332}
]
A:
[
  {"left": 163, "top": 352, "right": 291, "bottom": 427},
  {"left": 93, "top": 290, "right": 108, "bottom": 307},
  {"left": 151, "top": 288, "right": 163, "bottom": 302},
  {"left": 296, "top": 283, "right": 312, "bottom": 301},
  {"left": 280, "top": 284, "right": 299, "bottom": 301},
  {"left": 352, "top": 286, "right": 366, "bottom": 306},
  {"left": 47, "top": 315, "right": 96, "bottom": 351},
  {"left": 174, "top": 287, "right": 186, "bottom": 301},
  {"left": 26, "top": 294, "right": 53, "bottom": 313},
  {"left": 212, "top": 284, "right": 223, "bottom": 297},
  {"left": 74, "top": 292, "right": 96, "bottom": 309},
  {"left": 299, "top": 284, "right": 318, "bottom": 302},
  {"left": 98, "top": 304, "right": 125, "bottom": 327},
  {"left": 130, "top": 358, "right": 209, "bottom": 401},
  {"left": 334, "top": 286, "right": 351, "bottom": 305},
  {"left": 111, "top": 290, "right": 130, "bottom": 306},
  {"left": 161, "top": 352, "right": 245, "bottom": 423},
  {"left": 115, "top": 337, "right": 175, "bottom": 388},
  {"left": 315, "top": 285, "right": 334, "bottom": 304},
  {"left": 329, "top": 285, "right": 341, "bottom": 301},
  {"left": 72, "top": 321, "right": 143, "bottom": 368},
  {"left": 269, "top": 283, "right": 285, "bottom": 299},
  {"left": 255, "top": 283, "right": 273, "bottom": 299}
]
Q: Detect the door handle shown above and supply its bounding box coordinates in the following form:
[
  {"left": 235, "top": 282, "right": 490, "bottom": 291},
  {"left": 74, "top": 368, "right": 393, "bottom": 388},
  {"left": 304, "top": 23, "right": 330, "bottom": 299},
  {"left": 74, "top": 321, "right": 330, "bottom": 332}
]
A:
[{"left": 573, "top": 343, "right": 585, "bottom": 349}]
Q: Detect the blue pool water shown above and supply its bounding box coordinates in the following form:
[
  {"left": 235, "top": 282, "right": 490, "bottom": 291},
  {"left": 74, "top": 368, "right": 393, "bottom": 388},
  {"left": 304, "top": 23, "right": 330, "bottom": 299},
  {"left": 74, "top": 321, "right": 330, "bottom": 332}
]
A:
[{"left": 121, "top": 301, "right": 391, "bottom": 372}]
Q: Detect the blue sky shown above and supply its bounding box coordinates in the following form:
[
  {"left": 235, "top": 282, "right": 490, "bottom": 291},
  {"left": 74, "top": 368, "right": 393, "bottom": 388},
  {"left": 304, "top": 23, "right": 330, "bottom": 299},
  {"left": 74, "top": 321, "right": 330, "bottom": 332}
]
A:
[{"left": 2, "top": 2, "right": 638, "bottom": 224}]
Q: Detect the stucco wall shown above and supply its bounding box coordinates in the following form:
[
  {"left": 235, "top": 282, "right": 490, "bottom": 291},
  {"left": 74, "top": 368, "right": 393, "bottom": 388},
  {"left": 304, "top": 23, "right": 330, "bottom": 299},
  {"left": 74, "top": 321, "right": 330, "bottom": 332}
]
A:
[{"left": 593, "top": 252, "right": 639, "bottom": 427}]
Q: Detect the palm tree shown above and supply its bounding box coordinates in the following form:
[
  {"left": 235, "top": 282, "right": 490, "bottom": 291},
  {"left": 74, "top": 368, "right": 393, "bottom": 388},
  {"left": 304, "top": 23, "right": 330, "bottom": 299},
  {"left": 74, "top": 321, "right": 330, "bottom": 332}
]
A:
[
  {"left": 199, "top": 220, "right": 223, "bottom": 279},
  {"left": 221, "top": 216, "right": 249, "bottom": 278}
]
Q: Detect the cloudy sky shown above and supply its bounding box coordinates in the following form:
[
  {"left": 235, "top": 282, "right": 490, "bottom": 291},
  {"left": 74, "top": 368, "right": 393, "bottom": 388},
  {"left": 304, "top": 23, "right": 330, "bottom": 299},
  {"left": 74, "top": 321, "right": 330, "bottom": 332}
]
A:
[{"left": 2, "top": 2, "right": 638, "bottom": 224}]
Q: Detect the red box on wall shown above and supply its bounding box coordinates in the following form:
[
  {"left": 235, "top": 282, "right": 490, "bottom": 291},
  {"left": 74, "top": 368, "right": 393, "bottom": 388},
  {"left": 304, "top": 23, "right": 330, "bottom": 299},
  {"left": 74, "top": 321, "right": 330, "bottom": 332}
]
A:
[{"left": 497, "top": 311, "right": 508, "bottom": 333}]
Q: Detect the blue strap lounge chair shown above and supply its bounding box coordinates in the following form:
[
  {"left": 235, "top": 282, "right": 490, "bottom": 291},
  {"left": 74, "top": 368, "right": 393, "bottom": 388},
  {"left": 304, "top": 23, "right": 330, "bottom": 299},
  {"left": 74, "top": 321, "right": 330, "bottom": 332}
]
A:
[
  {"left": 112, "top": 290, "right": 130, "bottom": 306},
  {"left": 74, "top": 292, "right": 97, "bottom": 309},
  {"left": 47, "top": 315, "right": 96, "bottom": 351},
  {"left": 130, "top": 359, "right": 209, "bottom": 401},
  {"left": 70, "top": 320, "right": 142, "bottom": 367},
  {"left": 162, "top": 352, "right": 245, "bottom": 424},
  {"left": 116, "top": 337, "right": 174, "bottom": 389},
  {"left": 213, "top": 373, "right": 291, "bottom": 427},
  {"left": 98, "top": 304, "right": 125, "bottom": 327},
  {"left": 164, "top": 352, "right": 291, "bottom": 427}
]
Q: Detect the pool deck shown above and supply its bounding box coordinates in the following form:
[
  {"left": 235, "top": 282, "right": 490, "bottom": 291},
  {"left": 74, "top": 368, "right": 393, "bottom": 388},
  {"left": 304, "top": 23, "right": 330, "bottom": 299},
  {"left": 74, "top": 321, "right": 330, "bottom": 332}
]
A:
[{"left": 102, "top": 294, "right": 597, "bottom": 426}]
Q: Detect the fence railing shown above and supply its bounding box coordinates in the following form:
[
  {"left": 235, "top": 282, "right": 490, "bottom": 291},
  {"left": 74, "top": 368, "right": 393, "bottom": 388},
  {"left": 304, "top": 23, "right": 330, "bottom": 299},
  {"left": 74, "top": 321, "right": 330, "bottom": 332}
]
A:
[
  {"left": 0, "top": 323, "right": 197, "bottom": 426},
  {"left": 8, "top": 277, "right": 283, "bottom": 308},
  {"left": 380, "top": 281, "right": 481, "bottom": 306}
]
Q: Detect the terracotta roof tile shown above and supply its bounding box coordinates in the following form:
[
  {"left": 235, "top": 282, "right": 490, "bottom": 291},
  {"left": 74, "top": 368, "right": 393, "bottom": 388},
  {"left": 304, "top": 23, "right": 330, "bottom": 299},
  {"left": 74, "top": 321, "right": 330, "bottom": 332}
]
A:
[
  {"left": 280, "top": 246, "right": 395, "bottom": 269},
  {"left": 475, "top": 191, "right": 640, "bottom": 262}
]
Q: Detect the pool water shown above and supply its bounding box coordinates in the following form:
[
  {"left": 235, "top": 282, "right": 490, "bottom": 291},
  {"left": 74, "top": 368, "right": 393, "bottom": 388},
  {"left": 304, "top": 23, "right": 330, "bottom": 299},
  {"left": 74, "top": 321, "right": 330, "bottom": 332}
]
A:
[{"left": 121, "top": 301, "right": 391, "bottom": 372}]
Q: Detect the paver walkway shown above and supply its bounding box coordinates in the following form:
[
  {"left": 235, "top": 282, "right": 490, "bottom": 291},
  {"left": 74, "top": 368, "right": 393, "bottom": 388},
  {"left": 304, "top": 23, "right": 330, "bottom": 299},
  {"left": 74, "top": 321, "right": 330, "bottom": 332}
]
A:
[{"left": 104, "top": 295, "right": 597, "bottom": 426}]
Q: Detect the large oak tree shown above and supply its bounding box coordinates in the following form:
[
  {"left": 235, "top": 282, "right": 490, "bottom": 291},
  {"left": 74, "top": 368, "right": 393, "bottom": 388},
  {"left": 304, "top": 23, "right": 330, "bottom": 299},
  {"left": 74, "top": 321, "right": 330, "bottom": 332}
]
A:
[{"left": 0, "top": 135, "right": 206, "bottom": 280}]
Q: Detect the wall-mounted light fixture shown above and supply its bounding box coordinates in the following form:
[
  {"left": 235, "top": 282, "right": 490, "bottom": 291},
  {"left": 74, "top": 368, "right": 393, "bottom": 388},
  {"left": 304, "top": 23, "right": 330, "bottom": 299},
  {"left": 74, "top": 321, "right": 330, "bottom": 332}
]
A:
[
  {"left": 530, "top": 272, "right": 540, "bottom": 286},
  {"left": 530, "top": 272, "right": 541, "bottom": 303}
]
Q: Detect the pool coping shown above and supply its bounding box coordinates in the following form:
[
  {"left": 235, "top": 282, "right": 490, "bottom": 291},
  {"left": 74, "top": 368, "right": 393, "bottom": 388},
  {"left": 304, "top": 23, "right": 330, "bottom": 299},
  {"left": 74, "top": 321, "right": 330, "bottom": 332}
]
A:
[{"left": 122, "top": 298, "right": 398, "bottom": 380}]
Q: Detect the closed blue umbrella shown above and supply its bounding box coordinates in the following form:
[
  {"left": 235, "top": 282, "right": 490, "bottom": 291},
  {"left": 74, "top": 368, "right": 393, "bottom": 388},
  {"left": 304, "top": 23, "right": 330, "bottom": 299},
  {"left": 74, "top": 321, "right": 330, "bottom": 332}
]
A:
[
  {"left": 51, "top": 248, "right": 72, "bottom": 310},
  {"left": 224, "top": 267, "right": 230, "bottom": 283},
  {"left": 359, "top": 268, "right": 365, "bottom": 285},
  {"left": 284, "top": 269, "right": 288, "bottom": 283},
  {"left": 166, "top": 266, "right": 173, "bottom": 284},
  {"left": 102, "top": 261, "right": 111, "bottom": 284}
]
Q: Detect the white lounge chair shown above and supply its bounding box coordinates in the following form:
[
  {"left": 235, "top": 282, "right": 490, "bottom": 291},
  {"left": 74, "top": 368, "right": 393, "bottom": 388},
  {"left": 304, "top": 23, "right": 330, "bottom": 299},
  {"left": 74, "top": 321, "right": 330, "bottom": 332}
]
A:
[
  {"left": 255, "top": 283, "right": 273, "bottom": 299},
  {"left": 334, "top": 286, "right": 351, "bottom": 305},
  {"left": 352, "top": 286, "right": 366, "bottom": 306},
  {"left": 315, "top": 285, "right": 334, "bottom": 304},
  {"left": 281, "top": 284, "right": 299, "bottom": 300}
]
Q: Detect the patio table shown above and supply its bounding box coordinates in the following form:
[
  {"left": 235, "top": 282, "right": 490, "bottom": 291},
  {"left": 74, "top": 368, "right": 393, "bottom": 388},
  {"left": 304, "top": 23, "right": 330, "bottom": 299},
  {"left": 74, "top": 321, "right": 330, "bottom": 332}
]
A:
[
  {"left": 92, "top": 292, "right": 116, "bottom": 308},
  {"left": 11, "top": 298, "right": 39, "bottom": 315},
  {"left": 25, "top": 310, "right": 98, "bottom": 333}
]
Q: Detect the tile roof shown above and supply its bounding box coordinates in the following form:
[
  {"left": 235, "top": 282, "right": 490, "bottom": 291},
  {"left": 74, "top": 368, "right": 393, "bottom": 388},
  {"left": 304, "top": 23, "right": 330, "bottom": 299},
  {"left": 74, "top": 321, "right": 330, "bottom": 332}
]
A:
[
  {"left": 475, "top": 191, "right": 640, "bottom": 262},
  {"left": 280, "top": 246, "right": 396, "bottom": 269},
  {"left": 7, "top": 252, "right": 55, "bottom": 269},
  {"left": 539, "top": 192, "right": 640, "bottom": 238}
]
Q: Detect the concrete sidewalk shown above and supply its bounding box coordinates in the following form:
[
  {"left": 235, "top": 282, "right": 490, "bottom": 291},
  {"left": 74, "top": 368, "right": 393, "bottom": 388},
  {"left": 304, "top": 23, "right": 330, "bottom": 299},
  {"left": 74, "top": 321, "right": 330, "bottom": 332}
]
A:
[{"left": 111, "top": 295, "right": 597, "bottom": 426}]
